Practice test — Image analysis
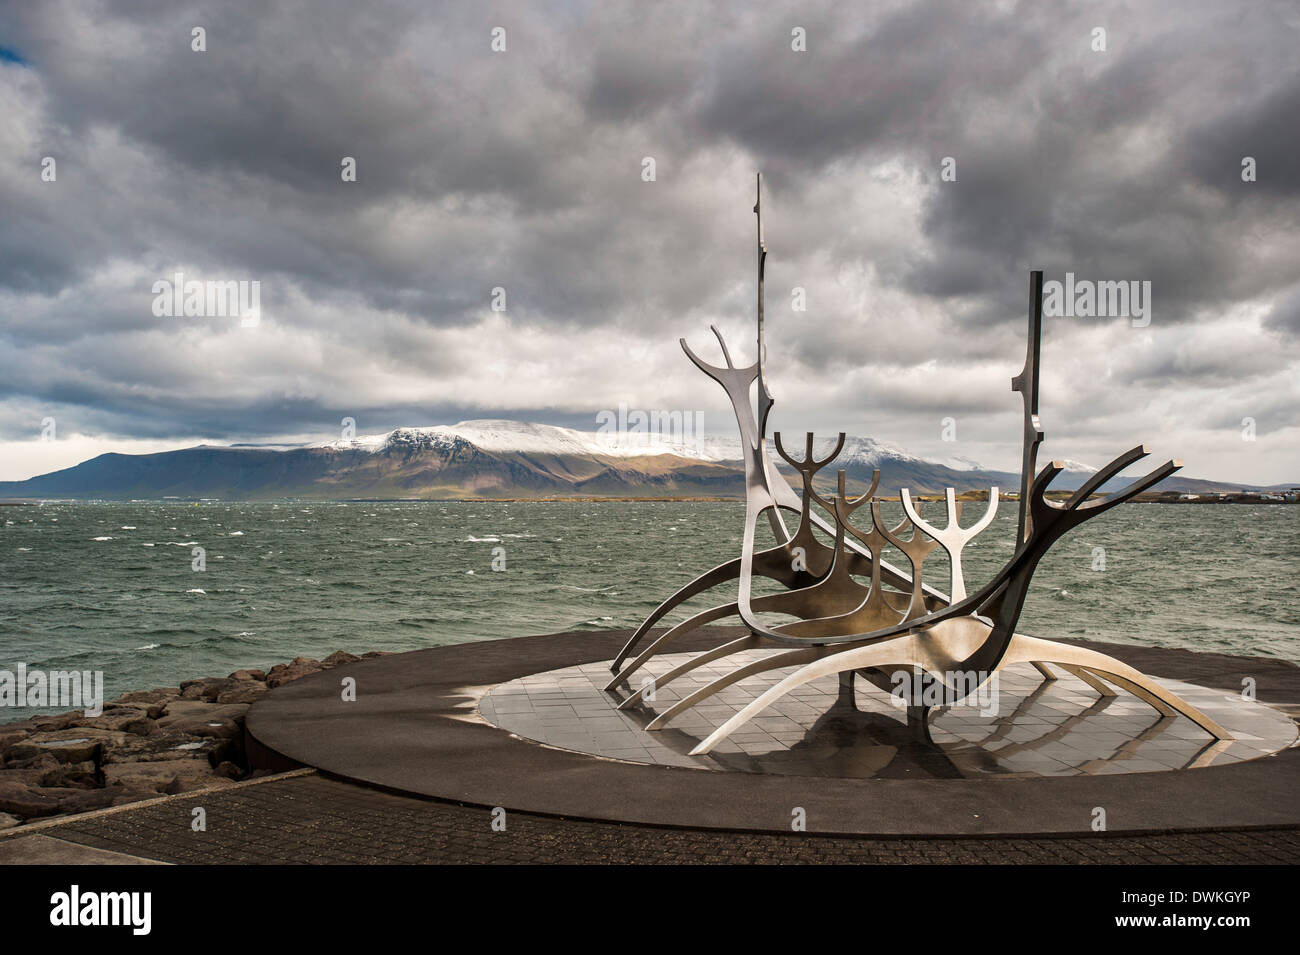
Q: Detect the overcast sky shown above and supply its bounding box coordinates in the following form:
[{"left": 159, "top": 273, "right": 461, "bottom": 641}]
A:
[{"left": 1, "top": 1, "right": 1297, "bottom": 484}]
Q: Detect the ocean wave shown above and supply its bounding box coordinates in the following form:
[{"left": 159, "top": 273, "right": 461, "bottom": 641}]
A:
[{"left": 9, "top": 501, "right": 1296, "bottom": 685}]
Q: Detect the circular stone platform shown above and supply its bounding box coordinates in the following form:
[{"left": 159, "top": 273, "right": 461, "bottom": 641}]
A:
[
  {"left": 246, "top": 628, "right": 1300, "bottom": 836},
  {"left": 479, "top": 652, "right": 1294, "bottom": 778}
]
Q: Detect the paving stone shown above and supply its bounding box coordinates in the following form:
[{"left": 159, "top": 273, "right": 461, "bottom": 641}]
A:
[{"left": 31, "top": 773, "right": 1300, "bottom": 865}]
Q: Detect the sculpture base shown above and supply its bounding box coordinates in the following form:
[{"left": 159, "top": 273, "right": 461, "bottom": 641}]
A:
[
  {"left": 246, "top": 628, "right": 1300, "bottom": 836},
  {"left": 484, "top": 650, "right": 1289, "bottom": 778}
]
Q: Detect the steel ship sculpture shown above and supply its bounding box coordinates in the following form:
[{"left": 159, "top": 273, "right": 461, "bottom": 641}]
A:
[{"left": 607, "top": 174, "right": 1231, "bottom": 755}]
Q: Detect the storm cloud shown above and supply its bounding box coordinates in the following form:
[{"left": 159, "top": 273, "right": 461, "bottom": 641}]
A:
[{"left": 0, "top": 0, "right": 1296, "bottom": 483}]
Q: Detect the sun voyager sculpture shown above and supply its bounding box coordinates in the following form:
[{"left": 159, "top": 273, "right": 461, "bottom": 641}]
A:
[{"left": 607, "top": 174, "right": 1231, "bottom": 756}]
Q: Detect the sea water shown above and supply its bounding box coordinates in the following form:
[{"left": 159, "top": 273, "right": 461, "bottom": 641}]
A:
[{"left": 0, "top": 500, "right": 1295, "bottom": 718}]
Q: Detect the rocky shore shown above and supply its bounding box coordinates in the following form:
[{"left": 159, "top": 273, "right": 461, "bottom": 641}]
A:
[{"left": 0, "top": 650, "right": 379, "bottom": 830}]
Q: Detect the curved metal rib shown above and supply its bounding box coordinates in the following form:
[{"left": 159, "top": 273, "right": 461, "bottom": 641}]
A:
[
  {"left": 645, "top": 644, "right": 839, "bottom": 731},
  {"left": 1055, "top": 662, "right": 1118, "bottom": 697},
  {"left": 615, "top": 634, "right": 764, "bottom": 710},
  {"left": 998, "top": 634, "right": 1230, "bottom": 737},
  {"left": 606, "top": 601, "right": 743, "bottom": 692},
  {"left": 688, "top": 632, "right": 919, "bottom": 751},
  {"left": 609, "top": 539, "right": 828, "bottom": 673},
  {"left": 688, "top": 626, "right": 1231, "bottom": 755},
  {"left": 609, "top": 557, "right": 869, "bottom": 693},
  {"left": 609, "top": 555, "right": 747, "bottom": 672},
  {"left": 610, "top": 522, "right": 894, "bottom": 683}
]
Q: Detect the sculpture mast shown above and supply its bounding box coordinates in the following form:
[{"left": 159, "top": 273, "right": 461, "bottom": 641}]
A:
[
  {"left": 755, "top": 173, "right": 775, "bottom": 439},
  {"left": 1012, "top": 271, "right": 1045, "bottom": 544}
]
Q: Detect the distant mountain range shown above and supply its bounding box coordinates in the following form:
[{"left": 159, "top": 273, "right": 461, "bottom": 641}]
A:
[{"left": 0, "top": 420, "right": 1286, "bottom": 501}]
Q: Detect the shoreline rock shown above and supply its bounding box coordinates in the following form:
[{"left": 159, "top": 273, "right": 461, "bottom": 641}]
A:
[{"left": 0, "top": 649, "right": 384, "bottom": 828}]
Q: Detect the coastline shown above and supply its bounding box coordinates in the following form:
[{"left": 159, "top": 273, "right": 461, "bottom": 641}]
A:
[{"left": 0, "top": 651, "right": 377, "bottom": 831}]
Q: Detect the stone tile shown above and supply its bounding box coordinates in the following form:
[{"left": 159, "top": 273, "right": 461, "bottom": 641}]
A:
[{"left": 477, "top": 650, "right": 1296, "bottom": 780}]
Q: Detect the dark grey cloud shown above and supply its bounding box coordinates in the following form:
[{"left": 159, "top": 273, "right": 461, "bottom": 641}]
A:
[{"left": 0, "top": 0, "right": 1296, "bottom": 483}]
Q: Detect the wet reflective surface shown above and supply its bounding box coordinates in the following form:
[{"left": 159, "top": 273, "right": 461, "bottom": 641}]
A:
[{"left": 479, "top": 651, "right": 1297, "bottom": 778}]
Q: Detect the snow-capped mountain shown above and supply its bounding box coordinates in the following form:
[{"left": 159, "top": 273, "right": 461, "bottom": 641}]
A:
[
  {"left": 0, "top": 419, "right": 1242, "bottom": 501},
  {"left": 314, "top": 420, "right": 738, "bottom": 462},
  {"left": 310, "top": 421, "right": 1001, "bottom": 471}
]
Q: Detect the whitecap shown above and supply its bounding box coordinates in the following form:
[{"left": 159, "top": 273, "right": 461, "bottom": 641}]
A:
[
  {"left": 120, "top": 526, "right": 136, "bottom": 530},
  {"left": 464, "top": 535, "right": 501, "bottom": 542},
  {"left": 186, "top": 588, "right": 206, "bottom": 595},
  {"left": 91, "top": 536, "right": 114, "bottom": 541},
  {"left": 133, "top": 643, "right": 160, "bottom": 651},
  {"left": 228, "top": 531, "right": 244, "bottom": 536}
]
